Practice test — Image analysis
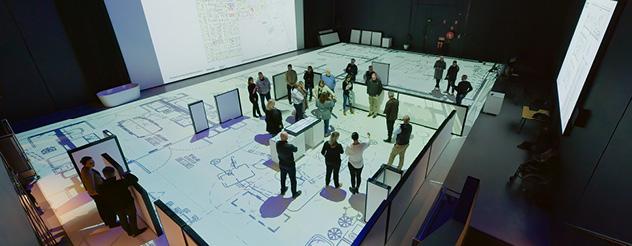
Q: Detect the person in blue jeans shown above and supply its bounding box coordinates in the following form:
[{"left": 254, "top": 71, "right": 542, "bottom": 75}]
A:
[
  {"left": 316, "top": 92, "right": 336, "bottom": 136},
  {"left": 342, "top": 74, "right": 354, "bottom": 116}
]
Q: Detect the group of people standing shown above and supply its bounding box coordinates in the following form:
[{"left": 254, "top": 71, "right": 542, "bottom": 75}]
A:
[
  {"left": 433, "top": 56, "right": 474, "bottom": 105},
  {"left": 79, "top": 156, "right": 147, "bottom": 237}
]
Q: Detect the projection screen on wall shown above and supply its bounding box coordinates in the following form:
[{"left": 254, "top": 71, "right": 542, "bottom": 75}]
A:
[
  {"left": 105, "top": 0, "right": 303, "bottom": 89},
  {"left": 556, "top": 0, "right": 617, "bottom": 132}
]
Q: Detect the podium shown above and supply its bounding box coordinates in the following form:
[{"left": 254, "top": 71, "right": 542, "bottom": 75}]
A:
[{"left": 483, "top": 91, "right": 505, "bottom": 115}]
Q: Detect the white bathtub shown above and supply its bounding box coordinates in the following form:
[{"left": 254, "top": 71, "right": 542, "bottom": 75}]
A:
[{"left": 96, "top": 83, "right": 140, "bottom": 107}]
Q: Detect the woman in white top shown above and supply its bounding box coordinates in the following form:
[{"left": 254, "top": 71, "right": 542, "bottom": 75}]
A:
[
  {"left": 346, "top": 132, "right": 371, "bottom": 194},
  {"left": 291, "top": 82, "right": 305, "bottom": 121}
]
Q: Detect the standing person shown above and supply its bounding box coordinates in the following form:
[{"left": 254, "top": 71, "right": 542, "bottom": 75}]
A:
[
  {"left": 291, "top": 83, "right": 305, "bottom": 122},
  {"left": 321, "top": 131, "right": 344, "bottom": 189},
  {"left": 98, "top": 167, "right": 147, "bottom": 237},
  {"left": 264, "top": 100, "right": 283, "bottom": 135},
  {"left": 248, "top": 77, "right": 262, "bottom": 118},
  {"left": 455, "top": 75, "right": 473, "bottom": 105},
  {"left": 346, "top": 132, "right": 371, "bottom": 194},
  {"left": 303, "top": 66, "right": 315, "bottom": 101},
  {"left": 383, "top": 92, "right": 399, "bottom": 142},
  {"left": 342, "top": 74, "right": 354, "bottom": 115},
  {"left": 363, "top": 65, "right": 374, "bottom": 84},
  {"left": 445, "top": 61, "right": 460, "bottom": 94},
  {"left": 277, "top": 132, "right": 302, "bottom": 198},
  {"left": 387, "top": 115, "right": 413, "bottom": 170},
  {"left": 322, "top": 69, "right": 336, "bottom": 92},
  {"left": 79, "top": 156, "right": 117, "bottom": 228},
  {"left": 316, "top": 80, "right": 334, "bottom": 100},
  {"left": 345, "top": 58, "right": 358, "bottom": 81},
  {"left": 433, "top": 56, "right": 447, "bottom": 90},
  {"left": 256, "top": 72, "right": 272, "bottom": 110},
  {"left": 286, "top": 64, "right": 298, "bottom": 104},
  {"left": 316, "top": 92, "right": 336, "bottom": 136},
  {"left": 366, "top": 72, "right": 383, "bottom": 118}
]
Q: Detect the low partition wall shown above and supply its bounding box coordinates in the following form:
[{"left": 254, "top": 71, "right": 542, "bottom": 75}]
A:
[
  {"left": 353, "top": 110, "right": 456, "bottom": 245},
  {"left": 155, "top": 200, "right": 188, "bottom": 245},
  {"left": 365, "top": 165, "right": 402, "bottom": 222},
  {"left": 352, "top": 83, "right": 468, "bottom": 136}
]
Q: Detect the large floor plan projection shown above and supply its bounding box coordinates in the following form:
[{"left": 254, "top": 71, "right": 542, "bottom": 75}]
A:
[{"left": 16, "top": 43, "right": 495, "bottom": 245}]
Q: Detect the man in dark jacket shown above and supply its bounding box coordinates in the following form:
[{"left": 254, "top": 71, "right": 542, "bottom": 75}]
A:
[
  {"left": 383, "top": 92, "right": 399, "bottom": 142},
  {"left": 98, "top": 167, "right": 147, "bottom": 237},
  {"left": 445, "top": 61, "right": 460, "bottom": 94},
  {"left": 433, "top": 57, "right": 447, "bottom": 90},
  {"left": 455, "top": 75, "right": 473, "bottom": 105},
  {"left": 276, "top": 132, "right": 302, "bottom": 198},
  {"left": 363, "top": 65, "right": 374, "bottom": 84},
  {"left": 345, "top": 58, "right": 358, "bottom": 81},
  {"left": 366, "top": 72, "right": 383, "bottom": 118},
  {"left": 387, "top": 115, "right": 412, "bottom": 170}
]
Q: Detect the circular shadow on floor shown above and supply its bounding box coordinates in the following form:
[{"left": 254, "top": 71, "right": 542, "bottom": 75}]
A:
[
  {"left": 260, "top": 195, "right": 293, "bottom": 218},
  {"left": 320, "top": 187, "right": 347, "bottom": 202},
  {"left": 348, "top": 193, "right": 367, "bottom": 215},
  {"left": 254, "top": 133, "right": 273, "bottom": 146}
]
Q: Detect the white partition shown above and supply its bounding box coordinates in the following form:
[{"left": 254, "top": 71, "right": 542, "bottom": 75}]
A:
[
  {"left": 387, "top": 150, "right": 431, "bottom": 239},
  {"left": 214, "top": 89, "right": 243, "bottom": 124},
  {"left": 350, "top": 29, "right": 361, "bottom": 44},
  {"left": 130, "top": 185, "right": 161, "bottom": 236},
  {"left": 396, "top": 93, "right": 467, "bottom": 135},
  {"left": 365, "top": 180, "right": 390, "bottom": 223},
  {"left": 372, "top": 62, "right": 390, "bottom": 85},
  {"left": 155, "top": 200, "right": 187, "bottom": 246},
  {"left": 361, "top": 30, "right": 372, "bottom": 45},
  {"left": 319, "top": 32, "right": 340, "bottom": 46},
  {"left": 272, "top": 72, "right": 287, "bottom": 100},
  {"left": 381, "top": 37, "right": 392, "bottom": 48},
  {"left": 188, "top": 100, "right": 209, "bottom": 133},
  {"left": 371, "top": 32, "right": 382, "bottom": 46},
  {"left": 383, "top": 166, "right": 402, "bottom": 189}
]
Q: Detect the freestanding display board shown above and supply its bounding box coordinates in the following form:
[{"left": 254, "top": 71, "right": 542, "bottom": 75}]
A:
[
  {"left": 188, "top": 100, "right": 210, "bottom": 134},
  {"left": 67, "top": 135, "right": 129, "bottom": 178},
  {"left": 214, "top": 89, "right": 243, "bottom": 124},
  {"left": 372, "top": 61, "right": 390, "bottom": 86}
]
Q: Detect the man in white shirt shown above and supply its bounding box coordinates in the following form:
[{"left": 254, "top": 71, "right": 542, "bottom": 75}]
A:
[
  {"left": 291, "top": 82, "right": 305, "bottom": 122},
  {"left": 346, "top": 132, "right": 371, "bottom": 194}
]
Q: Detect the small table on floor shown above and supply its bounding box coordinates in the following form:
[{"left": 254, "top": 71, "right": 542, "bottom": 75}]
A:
[{"left": 519, "top": 106, "right": 550, "bottom": 133}]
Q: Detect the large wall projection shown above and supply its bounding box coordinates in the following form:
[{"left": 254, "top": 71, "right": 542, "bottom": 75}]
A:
[
  {"left": 556, "top": 0, "right": 617, "bottom": 132},
  {"left": 105, "top": 0, "right": 302, "bottom": 89}
]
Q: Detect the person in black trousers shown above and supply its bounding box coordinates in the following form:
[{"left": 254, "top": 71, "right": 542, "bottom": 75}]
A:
[
  {"left": 455, "top": 75, "right": 473, "bottom": 105},
  {"left": 433, "top": 56, "right": 446, "bottom": 89},
  {"left": 321, "top": 131, "right": 344, "bottom": 188},
  {"left": 79, "top": 156, "right": 117, "bottom": 228},
  {"left": 98, "top": 167, "right": 147, "bottom": 237},
  {"left": 345, "top": 58, "right": 358, "bottom": 81},
  {"left": 445, "top": 61, "right": 460, "bottom": 94},
  {"left": 277, "top": 132, "right": 302, "bottom": 198},
  {"left": 304, "top": 66, "right": 315, "bottom": 101},
  {"left": 248, "top": 77, "right": 262, "bottom": 118},
  {"left": 383, "top": 92, "right": 399, "bottom": 142},
  {"left": 265, "top": 100, "right": 283, "bottom": 135}
]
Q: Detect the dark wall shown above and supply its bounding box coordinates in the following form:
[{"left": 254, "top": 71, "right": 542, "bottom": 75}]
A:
[
  {"left": 0, "top": 0, "right": 127, "bottom": 123},
  {"left": 556, "top": 1, "right": 632, "bottom": 243},
  {"left": 331, "top": 0, "right": 577, "bottom": 78},
  {"left": 304, "top": 0, "right": 335, "bottom": 48}
]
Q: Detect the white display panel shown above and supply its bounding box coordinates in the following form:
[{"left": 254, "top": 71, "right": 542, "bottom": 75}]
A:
[
  {"left": 365, "top": 181, "right": 389, "bottom": 222},
  {"left": 105, "top": 0, "right": 301, "bottom": 87},
  {"left": 68, "top": 137, "right": 128, "bottom": 179},
  {"left": 371, "top": 32, "right": 382, "bottom": 46},
  {"left": 189, "top": 100, "right": 210, "bottom": 134},
  {"left": 372, "top": 62, "right": 390, "bottom": 85},
  {"left": 350, "top": 29, "right": 361, "bottom": 44},
  {"left": 361, "top": 30, "right": 372, "bottom": 45},
  {"left": 556, "top": 0, "right": 617, "bottom": 132},
  {"left": 214, "top": 89, "right": 243, "bottom": 124}
]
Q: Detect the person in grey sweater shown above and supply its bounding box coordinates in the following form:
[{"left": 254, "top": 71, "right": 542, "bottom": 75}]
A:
[
  {"left": 316, "top": 92, "right": 336, "bottom": 136},
  {"left": 433, "top": 56, "right": 446, "bottom": 90},
  {"left": 256, "top": 72, "right": 271, "bottom": 110}
]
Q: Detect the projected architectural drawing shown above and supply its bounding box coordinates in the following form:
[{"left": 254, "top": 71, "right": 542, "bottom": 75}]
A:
[{"left": 16, "top": 43, "right": 496, "bottom": 245}]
